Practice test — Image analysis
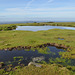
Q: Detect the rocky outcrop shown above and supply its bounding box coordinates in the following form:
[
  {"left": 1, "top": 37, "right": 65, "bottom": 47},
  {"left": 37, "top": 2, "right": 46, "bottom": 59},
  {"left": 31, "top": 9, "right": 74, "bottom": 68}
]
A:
[
  {"left": 28, "top": 56, "right": 44, "bottom": 67},
  {"left": 28, "top": 62, "right": 42, "bottom": 67}
]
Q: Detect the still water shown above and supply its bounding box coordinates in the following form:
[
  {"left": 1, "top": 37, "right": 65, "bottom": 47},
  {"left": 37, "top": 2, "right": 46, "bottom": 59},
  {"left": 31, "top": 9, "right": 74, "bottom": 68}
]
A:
[
  {"left": 16, "top": 26, "right": 75, "bottom": 31},
  {"left": 0, "top": 46, "right": 75, "bottom": 67}
]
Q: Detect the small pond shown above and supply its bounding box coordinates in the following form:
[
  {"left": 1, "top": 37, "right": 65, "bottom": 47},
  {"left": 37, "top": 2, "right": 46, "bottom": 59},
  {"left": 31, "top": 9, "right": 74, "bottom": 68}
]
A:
[
  {"left": 0, "top": 46, "right": 75, "bottom": 67},
  {"left": 16, "top": 26, "right": 75, "bottom": 31}
]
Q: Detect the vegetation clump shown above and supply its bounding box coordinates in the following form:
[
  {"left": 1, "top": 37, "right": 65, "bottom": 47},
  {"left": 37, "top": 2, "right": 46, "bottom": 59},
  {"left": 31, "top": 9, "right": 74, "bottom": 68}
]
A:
[{"left": 0, "top": 25, "right": 16, "bottom": 31}]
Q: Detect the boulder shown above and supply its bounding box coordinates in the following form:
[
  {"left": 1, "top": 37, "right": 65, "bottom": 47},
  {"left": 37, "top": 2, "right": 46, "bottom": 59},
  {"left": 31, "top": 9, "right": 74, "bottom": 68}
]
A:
[{"left": 28, "top": 62, "right": 42, "bottom": 67}]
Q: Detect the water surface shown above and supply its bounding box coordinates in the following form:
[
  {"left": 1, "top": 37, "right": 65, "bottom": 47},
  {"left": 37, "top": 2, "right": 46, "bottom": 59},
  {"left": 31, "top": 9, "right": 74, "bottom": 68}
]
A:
[
  {"left": 16, "top": 26, "right": 75, "bottom": 31},
  {"left": 0, "top": 46, "right": 75, "bottom": 67}
]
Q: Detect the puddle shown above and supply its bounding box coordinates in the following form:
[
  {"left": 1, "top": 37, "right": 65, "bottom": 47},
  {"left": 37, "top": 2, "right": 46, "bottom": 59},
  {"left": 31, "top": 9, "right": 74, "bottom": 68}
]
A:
[
  {"left": 0, "top": 46, "right": 75, "bottom": 67},
  {"left": 58, "top": 38, "right": 64, "bottom": 40}
]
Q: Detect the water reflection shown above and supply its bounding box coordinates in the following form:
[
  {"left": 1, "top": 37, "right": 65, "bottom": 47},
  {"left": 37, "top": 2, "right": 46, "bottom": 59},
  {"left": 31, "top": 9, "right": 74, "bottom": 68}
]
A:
[
  {"left": 16, "top": 26, "right": 75, "bottom": 31},
  {"left": 0, "top": 46, "right": 75, "bottom": 67}
]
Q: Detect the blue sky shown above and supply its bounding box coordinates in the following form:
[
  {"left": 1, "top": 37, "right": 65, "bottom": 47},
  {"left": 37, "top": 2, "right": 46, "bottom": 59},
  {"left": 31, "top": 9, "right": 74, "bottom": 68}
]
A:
[{"left": 0, "top": 0, "right": 75, "bottom": 22}]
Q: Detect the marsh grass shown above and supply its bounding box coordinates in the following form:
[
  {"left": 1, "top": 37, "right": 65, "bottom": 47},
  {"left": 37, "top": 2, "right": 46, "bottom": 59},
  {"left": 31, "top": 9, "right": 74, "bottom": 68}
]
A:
[
  {"left": 40, "top": 22, "right": 75, "bottom": 27},
  {"left": 9, "top": 64, "right": 73, "bottom": 75},
  {"left": 49, "top": 57, "right": 71, "bottom": 66},
  {"left": 1, "top": 22, "right": 75, "bottom": 27},
  {"left": 36, "top": 47, "right": 51, "bottom": 54},
  {"left": 0, "top": 29, "right": 75, "bottom": 58},
  {"left": 0, "top": 25, "right": 16, "bottom": 31},
  {"left": 13, "top": 56, "right": 23, "bottom": 61}
]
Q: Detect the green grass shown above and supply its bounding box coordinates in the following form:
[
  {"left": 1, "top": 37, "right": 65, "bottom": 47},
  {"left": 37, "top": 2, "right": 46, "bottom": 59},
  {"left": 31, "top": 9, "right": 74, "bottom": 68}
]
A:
[
  {"left": 1, "top": 22, "right": 75, "bottom": 27},
  {"left": 40, "top": 22, "right": 75, "bottom": 27},
  {"left": 0, "top": 24, "right": 17, "bottom": 31},
  {"left": 9, "top": 64, "right": 74, "bottom": 75},
  {"left": 0, "top": 29, "right": 75, "bottom": 58}
]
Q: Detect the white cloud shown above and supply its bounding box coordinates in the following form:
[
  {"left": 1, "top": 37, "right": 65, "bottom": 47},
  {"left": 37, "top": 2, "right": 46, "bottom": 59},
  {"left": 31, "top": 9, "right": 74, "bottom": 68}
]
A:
[
  {"left": 25, "top": 0, "right": 35, "bottom": 9},
  {"left": 1, "top": 11, "right": 75, "bottom": 16},
  {"left": 5, "top": 0, "right": 35, "bottom": 12},
  {"left": 5, "top": 8, "right": 24, "bottom": 11},
  {"left": 28, "top": 7, "right": 75, "bottom": 11},
  {"left": 2, "top": 6, "right": 75, "bottom": 18},
  {"left": 5, "top": 7, "right": 75, "bottom": 12}
]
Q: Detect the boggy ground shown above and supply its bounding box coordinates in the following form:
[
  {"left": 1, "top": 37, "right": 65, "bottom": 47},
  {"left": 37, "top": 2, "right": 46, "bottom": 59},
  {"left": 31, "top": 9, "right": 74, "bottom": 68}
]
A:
[
  {"left": 8, "top": 64, "right": 75, "bottom": 75},
  {"left": 0, "top": 23, "right": 75, "bottom": 75},
  {"left": 0, "top": 22, "right": 75, "bottom": 31},
  {"left": 0, "top": 29, "right": 75, "bottom": 59},
  {"left": 40, "top": 22, "right": 75, "bottom": 27}
]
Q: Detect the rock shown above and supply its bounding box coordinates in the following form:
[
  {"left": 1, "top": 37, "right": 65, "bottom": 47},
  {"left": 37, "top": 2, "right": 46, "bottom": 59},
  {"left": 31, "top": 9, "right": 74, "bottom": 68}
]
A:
[
  {"left": 28, "top": 62, "right": 42, "bottom": 67},
  {"left": 28, "top": 62, "right": 33, "bottom": 66}
]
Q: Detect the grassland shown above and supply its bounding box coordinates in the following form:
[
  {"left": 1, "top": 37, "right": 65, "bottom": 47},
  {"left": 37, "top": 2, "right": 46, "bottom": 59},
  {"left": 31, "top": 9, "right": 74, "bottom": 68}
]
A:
[
  {"left": 0, "top": 64, "right": 75, "bottom": 75},
  {"left": 0, "top": 22, "right": 75, "bottom": 27},
  {"left": 0, "top": 29, "right": 75, "bottom": 59},
  {"left": 0, "top": 22, "right": 75, "bottom": 75},
  {"left": 40, "top": 22, "right": 75, "bottom": 27},
  {"left": 8, "top": 64, "right": 74, "bottom": 75}
]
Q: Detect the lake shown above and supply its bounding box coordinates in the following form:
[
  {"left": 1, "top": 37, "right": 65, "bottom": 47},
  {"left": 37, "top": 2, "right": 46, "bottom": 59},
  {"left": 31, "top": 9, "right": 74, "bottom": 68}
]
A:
[{"left": 16, "top": 26, "right": 75, "bottom": 31}]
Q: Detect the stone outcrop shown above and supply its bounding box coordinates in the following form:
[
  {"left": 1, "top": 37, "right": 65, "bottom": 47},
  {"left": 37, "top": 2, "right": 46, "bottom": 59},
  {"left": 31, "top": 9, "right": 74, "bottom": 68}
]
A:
[{"left": 28, "top": 62, "right": 42, "bottom": 67}]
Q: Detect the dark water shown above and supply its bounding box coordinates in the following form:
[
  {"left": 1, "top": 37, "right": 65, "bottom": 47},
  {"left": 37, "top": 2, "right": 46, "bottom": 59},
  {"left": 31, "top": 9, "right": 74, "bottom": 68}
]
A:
[
  {"left": 16, "top": 26, "right": 75, "bottom": 31},
  {"left": 0, "top": 46, "right": 75, "bottom": 67},
  {"left": 58, "top": 38, "right": 64, "bottom": 40}
]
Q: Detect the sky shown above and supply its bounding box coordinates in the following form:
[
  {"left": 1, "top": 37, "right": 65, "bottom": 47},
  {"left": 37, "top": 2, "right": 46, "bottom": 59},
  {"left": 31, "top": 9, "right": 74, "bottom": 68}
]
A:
[{"left": 0, "top": 0, "right": 75, "bottom": 22}]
